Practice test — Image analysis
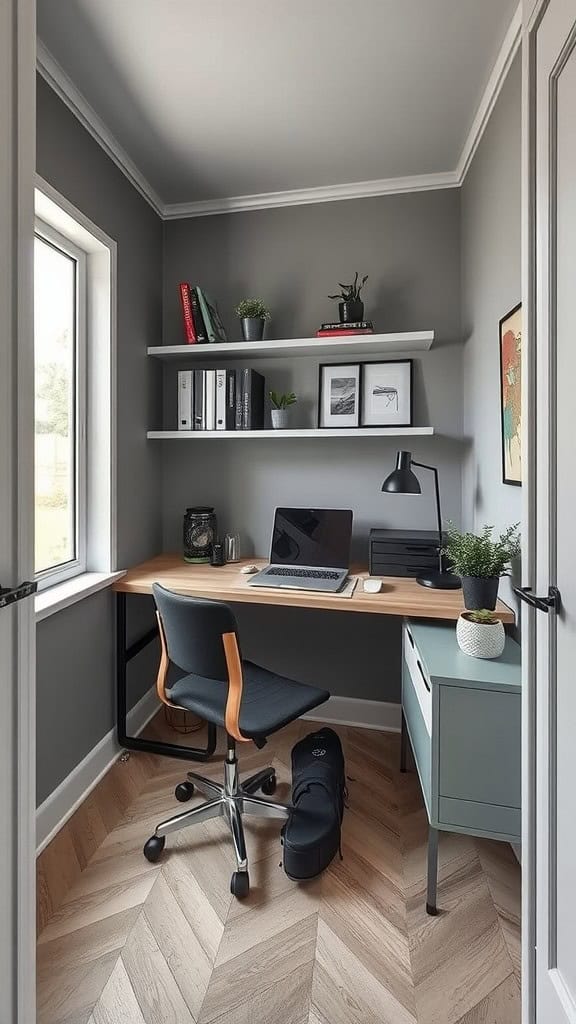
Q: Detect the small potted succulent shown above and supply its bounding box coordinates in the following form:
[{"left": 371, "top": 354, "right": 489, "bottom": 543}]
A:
[
  {"left": 235, "top": 298, "right": 271, "bottom": 342},
  {"left": 444, "top": 522, "right": 521, "bottom": 610},
  {"left": 456, "top": 608, "right": 506, "bottom": 659},
  {"left": 328, "top": 271, "right": 369, "bottom": 323},
  {"left": 269, "top": 390, "right": 296, "bottom": 429}
]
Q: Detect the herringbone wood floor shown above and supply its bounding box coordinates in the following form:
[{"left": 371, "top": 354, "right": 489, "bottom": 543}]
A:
[{"left": 37, "top": 718, "right": 521, "bottom": 1024}]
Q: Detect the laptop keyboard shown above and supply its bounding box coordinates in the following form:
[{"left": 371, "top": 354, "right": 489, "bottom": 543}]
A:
[{"left": 264, "top": 567, "right": 343, "bottom": 580}]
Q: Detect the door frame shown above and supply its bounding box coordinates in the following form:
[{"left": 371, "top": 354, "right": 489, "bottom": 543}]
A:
[
  {"left": 521, "top": 0, "right": 576, "bottom": 1020},
  {"left": 0, "top": 0, "right": 37, "bottom": 1021},
  {"left": 521, "top": 6, "right": 540, "bottom": 1021}
]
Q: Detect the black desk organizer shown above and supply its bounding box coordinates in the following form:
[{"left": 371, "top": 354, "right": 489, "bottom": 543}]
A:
[{"left": 369, "top": 529, "right": 444, "bottom": 578}]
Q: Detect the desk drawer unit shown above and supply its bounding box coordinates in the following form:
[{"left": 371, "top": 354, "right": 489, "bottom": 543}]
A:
[
  {"left": 401, "top": 619, "right": 521, "bottom": 843},
  {"left": 369, "top": 529, "right": 441, "bottom": 578}
]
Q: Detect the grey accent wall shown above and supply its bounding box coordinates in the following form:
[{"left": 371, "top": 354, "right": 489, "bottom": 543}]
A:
[
  {"left": 461, "top": 55, "right": 522, "bottom": 613},
  {"left": 36, "top": 77, "right": 163, "bottom": 805},
  {"left": 162, "top": 192, "right": 463, "bottom": 702}
]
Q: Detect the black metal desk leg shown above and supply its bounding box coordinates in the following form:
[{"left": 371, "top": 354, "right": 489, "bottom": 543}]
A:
[
  {"left": 116, "top": 591, "right": 217, "bottom": 762},
  {"left": 426, "top": 826, "right": 439, "bottom": 916},
  {"left": 400, "top": 711, "right": 408, "bottom": 772}
]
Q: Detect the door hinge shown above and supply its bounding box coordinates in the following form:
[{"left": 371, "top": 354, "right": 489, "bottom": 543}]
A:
[
  {"left": 0, "top": 580, "right": 37, "bottom": 609},
  {"left": 513, "top": 585, "right": 561, "bottom": 614}
]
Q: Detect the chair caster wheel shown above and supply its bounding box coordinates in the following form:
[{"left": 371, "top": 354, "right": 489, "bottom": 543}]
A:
[
  {"left": 261, "top": 774, "right": 277, "bottom": 796},
  {"left": 175, "top": 781, "right": 195, "bottom": 802},
  {"left": 143, "top": 835, "right": 165, "bottom": 863},
  {"left": 230, "top": 871, "right": 250, "bottom": 898}
]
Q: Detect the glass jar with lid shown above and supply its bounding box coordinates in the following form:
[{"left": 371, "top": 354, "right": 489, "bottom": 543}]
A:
[{"left": 183, "top": 506, "right": 217, "bottom": 563}]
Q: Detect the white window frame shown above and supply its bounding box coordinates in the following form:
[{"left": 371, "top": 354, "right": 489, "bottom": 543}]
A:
[
  {"left": 33, "top": 176, "right": 118, "bottom": 617},
  {"left": 34, "top": 217, "right": 88, "bottom": 589}
]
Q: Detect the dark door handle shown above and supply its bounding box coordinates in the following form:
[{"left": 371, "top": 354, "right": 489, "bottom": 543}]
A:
[
  {"left": 513, "top": 585, "right": 561, "bottom": 614},
  {"left": 0, "top": 580, "right": 37, "bottom": 609}
]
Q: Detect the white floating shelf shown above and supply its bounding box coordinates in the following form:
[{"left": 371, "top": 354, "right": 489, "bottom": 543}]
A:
[
  {"left": 147, "top": 331, "right": 434, "bottom": 361},
  {"left": 147, "top": 427, "right": 435, "bottom": 440}
]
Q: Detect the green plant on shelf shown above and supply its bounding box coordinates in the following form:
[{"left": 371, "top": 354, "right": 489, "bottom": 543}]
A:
[
  {"left": 465, "top": 609, "right": 499, "bottom": 625},
  {"left": 443, "top": 522, "right": 521, "bottom": 578},
  {"left": 269, "top": 390, "right": 297, "bottom": 410},
  {"left": 235, "top": 298, "right": 271, "bottom": 321},
  {"left": 328, "top": 271, "right": 368, "bottom": 302}
]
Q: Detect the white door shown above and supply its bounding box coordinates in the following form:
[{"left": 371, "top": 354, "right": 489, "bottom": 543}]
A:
[
  {"left": 532, "top": 0, "right": 576, "bottom": 1020},
  {"left": 0, "top": 1, "right": 36, "bottom": 1022}
]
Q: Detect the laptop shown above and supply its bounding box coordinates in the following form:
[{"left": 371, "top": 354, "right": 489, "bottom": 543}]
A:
[{"left": 248, "top": 507, "right": 353, "bottom": 593}]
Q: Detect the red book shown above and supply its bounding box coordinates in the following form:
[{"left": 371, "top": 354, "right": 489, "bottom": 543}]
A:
[
  {"left": 179, "top": 282, "right": 197, "bottom": 344},
  {"left": 315, "top": 328, "right": 374, "bottom": 337}
]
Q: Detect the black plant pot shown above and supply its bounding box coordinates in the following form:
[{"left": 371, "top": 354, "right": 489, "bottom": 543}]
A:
[
  {"left": 339, "top": 299, "right": 364, "bottom": 324},
  {"left": 461, "top": 576, "right": 500, "bottom": 611}
]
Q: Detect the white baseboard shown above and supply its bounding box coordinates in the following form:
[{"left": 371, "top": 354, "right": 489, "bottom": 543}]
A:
[
  {"left": 36, "top": 685, "right": 159, "bottom": 855},
  {"left": 304, "top": 695, "right": 401, "bottom": 733},
  {"left": 36, "top": 691, "right": 399, "bottom": 854}
]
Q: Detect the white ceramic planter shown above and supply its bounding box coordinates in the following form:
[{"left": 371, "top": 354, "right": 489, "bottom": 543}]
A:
[
  {"left": 271, "top": 408, "right": 289, "bottom": 429},
  {"left": 456, "top": 613, "right": 505, "bottom": 659}
]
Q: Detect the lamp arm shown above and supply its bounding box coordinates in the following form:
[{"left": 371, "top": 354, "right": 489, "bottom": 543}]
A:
[{"left": 411, "top": 461, "right": 443, "bottom": 571}]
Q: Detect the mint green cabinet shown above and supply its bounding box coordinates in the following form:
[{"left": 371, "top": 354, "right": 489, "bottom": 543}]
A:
[{"left": 401, "top": 619, "right": 521, "bottom": 912}]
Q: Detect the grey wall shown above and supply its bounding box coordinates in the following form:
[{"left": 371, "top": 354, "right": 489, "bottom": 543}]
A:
[
  {"left": 461, "top": 55, "right": 522, "bottom": 612},
  {"left": 36, "top": 76, "right": 163, "bottom": 805},
  {"left": 35, "top": 54, "right": 522, "bottom": 800},
  {"left": 162, "top": 192, "right": 463, "bottom": 702}
]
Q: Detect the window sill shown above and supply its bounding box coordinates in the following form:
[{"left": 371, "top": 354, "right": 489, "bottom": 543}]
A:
[{"left": 35, "top": 570, "right": 126, "bottom": 622}]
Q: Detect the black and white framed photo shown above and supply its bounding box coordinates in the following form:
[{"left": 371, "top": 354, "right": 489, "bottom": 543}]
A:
[
  {"left": 360, "top": 360, "right": 413, "bottom": 427},
  {"left": 318, "top": 363, "right": 361, "bottom": 428}
]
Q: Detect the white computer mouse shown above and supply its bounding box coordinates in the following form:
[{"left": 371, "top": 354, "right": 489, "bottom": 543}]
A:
[
  {"left": 363, "top": 578, "right": 383, "bottom": 593},
  {"left": 240, "top": 564, "right": 260, "bottom": 574}
]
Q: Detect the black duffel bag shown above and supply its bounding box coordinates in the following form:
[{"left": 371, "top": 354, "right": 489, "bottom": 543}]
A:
[{"left": 282, "top": 727, "right": 346, "bottom": 880}]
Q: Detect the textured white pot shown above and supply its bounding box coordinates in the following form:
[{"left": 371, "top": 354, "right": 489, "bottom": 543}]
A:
[
  {"left": 456, "top": 613, "right": 505, "bottom": 659},
  {"left": 271, "top": 408, "right": 289, "bottom": 429}
]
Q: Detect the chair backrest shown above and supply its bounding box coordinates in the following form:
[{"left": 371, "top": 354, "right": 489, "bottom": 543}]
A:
[{"left": 152, "top": 583, "right": 238, "bottom": 680}]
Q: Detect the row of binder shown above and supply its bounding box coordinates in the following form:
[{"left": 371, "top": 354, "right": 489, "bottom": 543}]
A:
[{"left": 177, "top": 369, "right": 265, "bottom": 431}]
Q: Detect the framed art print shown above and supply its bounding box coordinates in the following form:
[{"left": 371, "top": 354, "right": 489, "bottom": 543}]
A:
[
  {"left": 360, "top": 360, "right": 413, "bottom": 427},
  {"left": 499, "top": 302, "right": 522, "bottom": 485},
  {"left": 318, "top": 363, "right": 360, "bottom": 428}
]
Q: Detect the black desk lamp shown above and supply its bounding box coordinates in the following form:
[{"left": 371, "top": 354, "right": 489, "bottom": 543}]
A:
[{"left": 381, "top": 450, "right": 461, "bottom": 589}]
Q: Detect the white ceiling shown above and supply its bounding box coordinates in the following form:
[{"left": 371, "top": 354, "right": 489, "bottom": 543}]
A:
[{"left": 37, "top": 0, "right": 518, "bottom": 207}]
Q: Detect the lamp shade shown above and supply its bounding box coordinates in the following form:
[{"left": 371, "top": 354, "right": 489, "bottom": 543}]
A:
[{"left": 381, "top": 450, "right": 421, "bottom": 494}]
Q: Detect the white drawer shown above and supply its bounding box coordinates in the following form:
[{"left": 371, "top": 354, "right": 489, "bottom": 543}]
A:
[{"left": 403, "top": 624, "right": 432, "bottom": 735}]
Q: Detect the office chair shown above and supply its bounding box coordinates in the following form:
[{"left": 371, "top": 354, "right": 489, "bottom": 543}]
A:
[{"left": 143, "top": 584, "right": 330, "bottom": 897}]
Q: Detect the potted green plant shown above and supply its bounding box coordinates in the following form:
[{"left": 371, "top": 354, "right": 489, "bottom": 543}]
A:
[
  {"left": 328, "top": 271, "right": 369, "bottom": 323},
  {"left": 269, "top": 390, "right": 296, "bottom": 429},
  {"left": 235, "top": 298, "right": 271, "bottom": 342},
  {"left": 456, "top": 608, "right": 506, "bottom": 659},
  {"left": 444, "top": 522, "right": 521, "bottom": 610}
]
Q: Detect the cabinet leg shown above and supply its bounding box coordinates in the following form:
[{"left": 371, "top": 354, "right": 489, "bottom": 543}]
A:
[
  {"left": 400, "top": 711, "right": 408, "bottom": 772},
  {"left": 426, "top": 826, "right": 439, "bottom": 916}
]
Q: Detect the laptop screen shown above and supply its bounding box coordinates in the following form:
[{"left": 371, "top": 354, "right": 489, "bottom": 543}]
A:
[{"left": 270, "top": 508, "right": 353, "bottom": 570}]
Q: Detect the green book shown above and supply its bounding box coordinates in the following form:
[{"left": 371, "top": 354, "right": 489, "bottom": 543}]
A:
[{"left": 196, "top": 287, "right": 227, "bottom": 344}]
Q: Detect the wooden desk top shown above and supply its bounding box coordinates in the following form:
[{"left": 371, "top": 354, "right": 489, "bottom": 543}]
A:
[{"left": 113, "top": 554, "right": 515, "bottom": 623}]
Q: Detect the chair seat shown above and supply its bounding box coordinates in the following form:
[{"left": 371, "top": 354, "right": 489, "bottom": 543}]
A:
[{"left": 166, "top": 661, "right": 329, "bottom": 740}]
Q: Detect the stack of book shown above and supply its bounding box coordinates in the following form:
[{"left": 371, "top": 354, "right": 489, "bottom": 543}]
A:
[
  {"left": 179, "top": 282, "right": 228, "bottom": 343},
  {"left": 315, "top": 320, "right": 374, "bottom": 338},
  {"left": 177, "top": 369, "right": 265, "bottom": 431}
]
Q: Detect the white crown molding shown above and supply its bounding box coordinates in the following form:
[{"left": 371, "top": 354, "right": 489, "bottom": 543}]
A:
[
  {"left": 37, "top": 4, "right": 521, "bottom": 220},
  {"left": 162, "top": 171, "right": 460, "bottom": 220},
  {"left": 36, "top": 41, "right": 164, "bottom": 217},
  {"left": 455, "top": 2, "right": 522, "bottom": 184}
]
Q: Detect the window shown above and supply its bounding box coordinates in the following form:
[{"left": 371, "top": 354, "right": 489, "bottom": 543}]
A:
[{"left": 34, "top": 220, "right": 86, "bottom": 587}]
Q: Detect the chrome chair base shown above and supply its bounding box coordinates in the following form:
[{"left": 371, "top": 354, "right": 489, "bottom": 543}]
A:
[{"left": 143, "top": 744, "right": 290, "bottom": 894}]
